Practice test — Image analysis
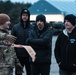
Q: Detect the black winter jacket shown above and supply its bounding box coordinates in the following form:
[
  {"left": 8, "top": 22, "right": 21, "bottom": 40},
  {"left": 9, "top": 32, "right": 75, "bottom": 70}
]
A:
[
  {"left": 54, "top": 27, "right": 76, "bottom": 72},
  {"left": 27, "top": 24, "right": 53, "bottom": 63},
  {"left": 11, "top": 23, "right": 33, "bottom": 57}
]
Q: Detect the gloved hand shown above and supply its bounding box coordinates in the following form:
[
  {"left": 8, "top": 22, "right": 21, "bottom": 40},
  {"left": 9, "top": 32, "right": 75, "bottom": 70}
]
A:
[{"left": 6, "top": 34, "right": 17, "bottom": 43}]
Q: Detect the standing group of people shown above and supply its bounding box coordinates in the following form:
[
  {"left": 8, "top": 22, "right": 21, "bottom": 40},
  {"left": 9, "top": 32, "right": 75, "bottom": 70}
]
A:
[
  {"left": 0, "top": 8, "right": 76, "bottom": 75},
  {"left": 11, "top": 8, "right": 53, "bottom": 75}
]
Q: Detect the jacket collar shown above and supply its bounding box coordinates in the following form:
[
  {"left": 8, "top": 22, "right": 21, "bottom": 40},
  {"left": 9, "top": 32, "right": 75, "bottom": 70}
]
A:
[
  {"left": 63, "top": 29, "right": 68, "bottom": 37},
  {"left": 63, "top": 27, "right": 76, "bottom": 37}
]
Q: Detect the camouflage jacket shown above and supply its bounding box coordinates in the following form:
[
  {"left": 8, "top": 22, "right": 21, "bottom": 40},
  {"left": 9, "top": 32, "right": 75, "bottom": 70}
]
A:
[{"left": 0, "top": 29, "right": 16, "bottom": 68}]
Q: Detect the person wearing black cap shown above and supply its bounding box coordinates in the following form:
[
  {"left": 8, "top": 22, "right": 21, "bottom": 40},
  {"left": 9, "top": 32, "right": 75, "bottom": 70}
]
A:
[
  {"left": 26, "top": 14, "right": 53, "bottom": 75},
  {"left": 11, "top": 8, "right": 33, "bottom": 75},
  {"left": 54, "top": 14, "right": 76, "bottom": 75}
]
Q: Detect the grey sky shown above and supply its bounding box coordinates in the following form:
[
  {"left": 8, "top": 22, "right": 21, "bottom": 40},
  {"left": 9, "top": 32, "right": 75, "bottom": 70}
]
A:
[{"left": 10, "top": 0, "right": 75, "bottom": 4}]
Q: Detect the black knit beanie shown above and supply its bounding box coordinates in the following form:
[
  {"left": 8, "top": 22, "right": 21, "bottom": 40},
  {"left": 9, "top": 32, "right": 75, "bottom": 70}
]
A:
[
  {"left": 64, "top": 14, "right": 76, "bottom": 26},
  {"left": 36, "top": 14, "right": 46, "bottom": 24}
]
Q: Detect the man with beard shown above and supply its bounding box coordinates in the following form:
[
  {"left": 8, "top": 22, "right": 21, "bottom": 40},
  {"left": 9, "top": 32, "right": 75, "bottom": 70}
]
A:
[
  {"left": 11, "top": 8, "right": 34, "bottom": 75},
  {"left": 26, "top": 14, "right": 53, "bottom": 75}
]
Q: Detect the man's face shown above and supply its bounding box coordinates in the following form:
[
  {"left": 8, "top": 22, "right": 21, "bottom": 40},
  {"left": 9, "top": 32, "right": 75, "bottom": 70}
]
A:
[
  {"left": 2, "top": 21, "right": 11, "bottom": 29},
  {"left": 22, "top": 13, "right": 29, "bottom": 22},
  {"left": 37, "top": 20, "right": 44, "bottom": 30},
  {"left": 64, "top": 20, "right": 74, "bottom": 30}
]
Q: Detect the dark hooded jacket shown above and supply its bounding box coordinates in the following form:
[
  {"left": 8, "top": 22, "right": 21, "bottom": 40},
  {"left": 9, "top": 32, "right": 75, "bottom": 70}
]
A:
[
  {"left": 11, "top": 9, "right": 34, "bottom": 57},
  {"left": 54, "top": 27, "right": 76, "bottom": 72},
  {"left": 26, "top": 23, "right": 53, "bottom": 63}
]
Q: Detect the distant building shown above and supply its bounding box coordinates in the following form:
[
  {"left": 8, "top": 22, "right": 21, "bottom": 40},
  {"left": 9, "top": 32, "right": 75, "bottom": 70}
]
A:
[
  {"left": 28, "top": 0, "right": 76, "bottom": 23},
  {"left": 28, "top": 0, "right": 64, "bottom": 22}
]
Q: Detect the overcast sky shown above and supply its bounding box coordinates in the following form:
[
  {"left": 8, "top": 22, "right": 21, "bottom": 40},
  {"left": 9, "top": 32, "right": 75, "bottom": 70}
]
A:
[{"left": 10, "top": 0, "right": 75, "bottom": 4}]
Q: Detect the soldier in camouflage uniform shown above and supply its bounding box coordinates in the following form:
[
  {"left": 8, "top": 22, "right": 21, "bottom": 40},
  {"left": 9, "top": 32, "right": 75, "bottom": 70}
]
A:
[{"left": 0, "top": 13, "right": 17, "bottom": 75}]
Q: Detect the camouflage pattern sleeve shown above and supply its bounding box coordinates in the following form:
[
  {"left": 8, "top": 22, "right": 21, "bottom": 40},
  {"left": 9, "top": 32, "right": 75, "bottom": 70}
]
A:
[{"left": 0, "top": 32, "right": 6, "bottom": 40}]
